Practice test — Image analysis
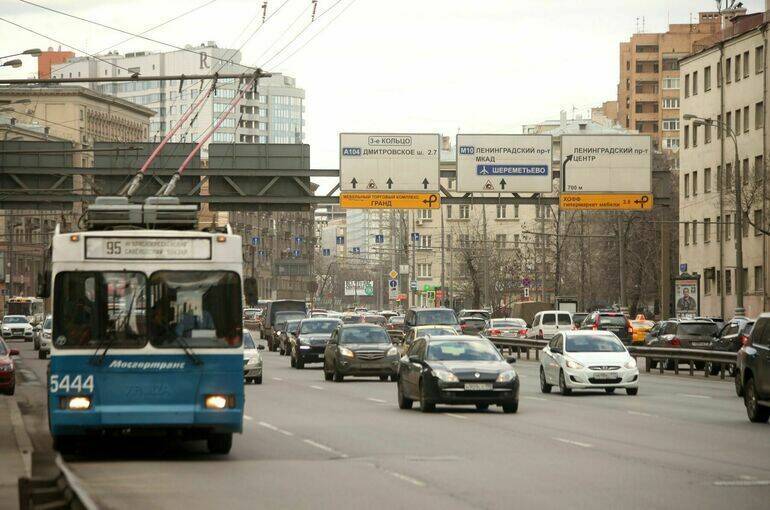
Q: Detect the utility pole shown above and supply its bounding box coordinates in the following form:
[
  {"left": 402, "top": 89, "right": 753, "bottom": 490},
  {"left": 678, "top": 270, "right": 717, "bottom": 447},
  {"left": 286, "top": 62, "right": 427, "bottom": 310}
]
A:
[
  {"left": 540, "top": 203, "right": 547, "bottom": 303},
  {"left": 411, "top": 211, "right": 416, "bottom": 307},
  {"left": 448, "top": 234, "right": 454, "bottom": 310},
  {"left": 482, "top": 205, "right": 490, "bottom": 308},
  {"left": 440, "top": 205, "right": 446, "bottom": 306},
  {"left": 579, "top": 212, "right": 586, "bottom": 310},
  {"left": 618, "top": 213, "right": 626, "bottom": 308}
]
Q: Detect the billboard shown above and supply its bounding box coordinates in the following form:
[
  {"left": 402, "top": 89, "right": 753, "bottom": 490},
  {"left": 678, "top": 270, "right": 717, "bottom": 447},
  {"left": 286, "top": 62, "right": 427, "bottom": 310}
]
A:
[
  {"left": 456, "top": 134, "right": 552, "bottom": 193},
  {"left": 345, "top": 280, "right": 374, "bottom": 297},
  {"left": 674, "top": 277, "right": 699, "bottom": 318},
  {"left": 339, "top": 133, "right": 440, "bottom": 192},
  {"left": 561, "top": 135, "right": 652, "bottom": 193}
]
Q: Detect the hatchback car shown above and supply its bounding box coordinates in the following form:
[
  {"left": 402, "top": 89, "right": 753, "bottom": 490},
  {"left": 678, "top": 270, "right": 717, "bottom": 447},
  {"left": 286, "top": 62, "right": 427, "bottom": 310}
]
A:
[
  {"left": 581, "top": 311, "right": 632, "bottom": 344},
  {"left": 323, "top": 324, "right": 399, "bottom": 382},
  {"left": 397, "top": 335, "right": 519, "bottom": 413},
  {"left": 0, "top": 339, "right": 19, "bottom": 395},
  {"left": 291, "top": 318, "right": 343, "bottom": 368},
  {"left": 540, "top": 331, "right": 639, "bottom": 395},
  {"left": 1, "top": 315, "right": 34, "bottom": 341},
  {"left": 243, "top": 330, "right": 264, "bottom": 384},
  {"left": 646, "top": 319, "right": 719, "bottom": 370}
]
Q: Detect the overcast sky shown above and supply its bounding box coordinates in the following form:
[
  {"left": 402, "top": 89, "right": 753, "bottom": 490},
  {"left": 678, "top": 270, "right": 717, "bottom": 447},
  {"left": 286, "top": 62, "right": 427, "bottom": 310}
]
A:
[{"left": 1, "top": 0, "right": 766, "bottom": 175}]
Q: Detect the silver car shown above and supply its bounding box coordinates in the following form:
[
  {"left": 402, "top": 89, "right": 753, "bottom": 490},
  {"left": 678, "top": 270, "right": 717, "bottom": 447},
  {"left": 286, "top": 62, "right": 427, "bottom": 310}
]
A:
[
  {"left": 38, "top": 315, "right": 53, "bottom": 359},
  {"left": 243, "top": 330, "right": 264, "bottom": 384}
]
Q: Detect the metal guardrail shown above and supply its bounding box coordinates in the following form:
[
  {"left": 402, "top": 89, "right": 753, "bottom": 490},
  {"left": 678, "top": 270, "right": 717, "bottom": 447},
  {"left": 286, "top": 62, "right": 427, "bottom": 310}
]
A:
[
  {"left": 18, "top": 455, "right": 98, "bottom": 510},
  {"left": 488, "top": 336, "right": 738, "bottom": 380}
]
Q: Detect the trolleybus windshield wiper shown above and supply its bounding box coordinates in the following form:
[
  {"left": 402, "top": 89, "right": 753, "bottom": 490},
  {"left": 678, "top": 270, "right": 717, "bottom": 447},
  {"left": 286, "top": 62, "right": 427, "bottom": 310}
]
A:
[{"left": 170, "top": 334, "right": 203, "bottom": 366}]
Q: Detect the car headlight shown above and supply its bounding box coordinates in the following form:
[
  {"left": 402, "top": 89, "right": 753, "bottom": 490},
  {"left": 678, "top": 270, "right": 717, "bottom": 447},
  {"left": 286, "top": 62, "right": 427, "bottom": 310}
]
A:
[
  {"left": 496, "top": 370, "right": 517, "bottom": 383},
  {"left": 432, "top": 369, "right": 459, "bottom": 383},
  {"left": 339, "top": 347, "right": 355, "bottom": 358},
  {"left": 624, "top": 358, "right": 637, "bottom": 369},
  {"left": 43, "top": 332, "right": 51, "bottom": 339},
  {"left": 565, "top": 359, "right": 585, "bottom": 369},
  {"left": 246, "top": 357, "right": 259, "bottom": 366},
  {"left": 386, "top": 346, "right": 398, "bottom": 356}
]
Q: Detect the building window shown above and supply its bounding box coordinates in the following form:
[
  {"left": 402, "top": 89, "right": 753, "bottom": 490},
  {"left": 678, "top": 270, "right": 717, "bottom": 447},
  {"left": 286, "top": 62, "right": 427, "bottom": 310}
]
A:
[
  {"left": 684, "top": 74, "right": 690, "bottom": 97},
  {"left": 459, "top": 234, "right": 470, "bottom": 248},
  {"left": 212, "top": 132, "right": 234, "bottom": 143},
  {"left": 704, "top": 65, "right": 711, "bottom": 91},
  {"left": 692, "top": 71, "right": 698, "bottom": 95},
  {"left": 636, "top": 45, "right": 659, "bottom": 53},
  {"left": 662, "top": 98, "right": 680, "bottom": 109},
  {"left": 662, "top": 77, "right": 680, "bottom": 89},
  {"left": 496, "top": 205, "right": 506, "bottom": 219},
  {"left": 755, "top": 266, "right": 764, "bottom": 292},
  {"left": 664, "top": 138, "right": 680, "bottom": 149},
  {"left": 744, "top": 106, "right": 750, "bottom": 133},
  {"left": 717, "top": 114, "right": 723, "bottom": 139},
  {"left": 743, "top": 158, "right": 750, "bottom": 185},
  {"left": 726, "top": 57, "right": 732, "bottom": 83},
  {"left": 717, "top": 61, "right": 722, "bottom": 86},
  {"left": 726, "top": 269, "right": 732, "bottom": 295},
  {"left": 705, "top": 268, "right": 715, "bottom": 294},
  {"left": 754, "top": 210, "right": 762, "bottom": 236},
  {"left": 726, "top": 111, "right": 732, "bottom": 136},
  {"left": 757, "top": 46, "right": 764, "bottom": 74},
  {"left": 684, "top": 125, "right": 689, "bottom": 148},
  {"left": 726, "top": 162, "right": 733, "bottom": 188},
  {"left": 735, "top": 54, "right": 742, "bottom": 81},
  {"left": 704, "top": 168, "right": 711, "bottom": 193},
  {"left": 514, "top": 204, "right": 519, "bottom": 218},
  {"left": 662, "top": 118, "right": 679, "bottom": 130},
  {"left": 692, "top": 219, "right": 698, "bottom": 244},
  {"left": 744, "top": 50, "right": 750, "bottom": 78},
  {"left": 726, "top": 214, "right": 732, "bottom": 240},
  {"left": 704, "top": 122, "right": 711, "bottom": 144},
  {"left": 692, "top": 171, "right": 698, "bottom": 195},
  {"left": 692, "top": 123, "right": 698, "bottom": 146},
  {"left": 755, "top": 155, "right": 764, "bottom": 182},
  {"left": 684, "top": 173, "right": 690, "bottom": 198},
  {"left": 684, "top": 222, "right": 690, "bottom": 245},
  {"left": 420, "top": 235, "right": 432, "bottom": 248},
  {"left": 417, "top": 263, "right": 432, "bottom": 278},
  {"left": 495, "top": 234, "right": 507, "bottom": 249},
  {"left": 716, "top": 215, "right": 721, "bottom": 242},
  {"left": 704, "top": 218, "right": 711, "bottom": 243},
  {"left": 735, "top": 109, "right": 741, "bottom": 136},
  {"left": 446, "top": 205, "right": 452, "bottom": 219},
  {"left": 459, "top": 205, "right": 470, "bottom": 219},
  {"left": 418, "top": 209, "right": 432, "bottom": 220},
  {"left": 756, "top": 102, "right": 764, "bottom": 130}
]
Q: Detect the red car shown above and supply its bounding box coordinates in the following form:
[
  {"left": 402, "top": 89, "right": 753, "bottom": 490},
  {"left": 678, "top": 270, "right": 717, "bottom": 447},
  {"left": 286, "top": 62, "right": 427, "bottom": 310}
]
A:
[{"left": 0, "top": 339, "right": 19, "bottom": 395}]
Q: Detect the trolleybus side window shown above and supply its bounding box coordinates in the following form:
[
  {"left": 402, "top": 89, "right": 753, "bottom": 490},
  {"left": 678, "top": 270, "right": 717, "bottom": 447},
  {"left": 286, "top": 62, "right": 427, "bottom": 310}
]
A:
[
  {"left": 53, "top": 272, "right": 148, "bottom": 349},
  {"left": 148, "top": 271, "right": 242, "bottom": 348}
]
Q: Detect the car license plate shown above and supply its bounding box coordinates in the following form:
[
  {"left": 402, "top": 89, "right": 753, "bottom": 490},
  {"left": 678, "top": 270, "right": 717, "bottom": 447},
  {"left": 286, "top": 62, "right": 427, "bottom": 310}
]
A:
[
  {"left": 593, "top": 372, "right": 616, "bottom": 380},
  {"left": 691, "top": 342, "right": 709, "bottom": 347},
  {"left": 464, "top": 383, "right": 493, "bottom": 391}
]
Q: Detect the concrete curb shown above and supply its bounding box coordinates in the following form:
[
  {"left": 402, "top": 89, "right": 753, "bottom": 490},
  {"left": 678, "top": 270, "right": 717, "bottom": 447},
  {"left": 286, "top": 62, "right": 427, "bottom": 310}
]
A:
[{"left": 8, "top": 399, "right": 33, "bottom": 477}]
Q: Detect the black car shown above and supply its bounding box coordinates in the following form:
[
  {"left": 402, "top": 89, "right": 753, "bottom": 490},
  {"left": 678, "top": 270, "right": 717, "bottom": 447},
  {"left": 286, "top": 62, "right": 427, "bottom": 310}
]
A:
[
  {"left": 708, "top": 318, "right": 753, "bottom": 376},
  {"left": 290, "top": 318, "right": 342, "bottom": 369},
  {"left": 737, "top": 313, "right": 770, "bottom": 423},
  {"left": 581, "top": 311, "right": 632, "bottom": 344},
  {"left": 323, "top": 324, "right": 399, "bottom": 381},
  {"left": 396, "top": 335, "right": 519, "bottom": 413}
]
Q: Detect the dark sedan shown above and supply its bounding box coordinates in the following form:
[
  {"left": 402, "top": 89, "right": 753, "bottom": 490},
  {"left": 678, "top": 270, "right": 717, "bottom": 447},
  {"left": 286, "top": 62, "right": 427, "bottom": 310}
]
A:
[
  {"left": 0, "top": 339, "right": 19, "bottom": 395},
  {"left": 397, "top": 335, "right": 519, "bottom": 413},
  {"left": 323, "top": 324, "right": 400, "bottom": 381},
  {"left": 290, "top": 318, "right": 342, "bottom": 368}
]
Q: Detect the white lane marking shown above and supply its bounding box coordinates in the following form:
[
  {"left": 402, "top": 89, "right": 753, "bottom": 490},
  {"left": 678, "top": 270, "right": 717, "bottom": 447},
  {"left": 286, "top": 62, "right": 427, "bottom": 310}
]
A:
[
  {"left": 444, "top": 413, "right": 468, "bottom": 420},
  {"left": 714, "top": 480, "right": 770, "bottom": 487},
  {"left": 367, "top": 398, "right": 387, "bottom": 404},
  {"left": 272, "top": 377, "right": 284, "bottom": 381},
  {"left": 553, "top": 437, "right": 593, "bottom": 448},
  {"left": 310, "top": 385, "right": 324, "bottom": 390},
  {"left": 523, "top": 396, "right": 548, "bottom": 402},
  {"left": 243, "top": 415, "right": 253, "bottom": 421},
  {"left": 258, "top": 421, "right": 294, "bottom": 437},
  {"left": 387, "top": 471, "right": 426, "bottom": 487},
  {"left": 679, "top": 393, "right": 711, "bottom": 399},
  {"left": 627, "top": 411, "right": 657, "bottom": 418},
  {"left": 302, "top": 439, "right": 348, "bottom": 458}
]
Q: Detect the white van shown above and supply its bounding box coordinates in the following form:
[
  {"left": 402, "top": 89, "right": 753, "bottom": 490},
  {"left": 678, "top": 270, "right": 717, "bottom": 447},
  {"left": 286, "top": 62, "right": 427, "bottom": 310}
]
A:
[{"left": 527, "top": 310, "right": 573, "bottom": 339}]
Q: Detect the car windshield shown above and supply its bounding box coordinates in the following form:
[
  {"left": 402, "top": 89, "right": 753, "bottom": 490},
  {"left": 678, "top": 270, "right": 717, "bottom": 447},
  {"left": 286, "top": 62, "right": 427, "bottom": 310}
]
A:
[
  {"left": 600, "top": 316, "right": 627, "bottom": 327},
  {"left": 340, "top": 326, "right": 390, "bottom": 344},
  {"left": 3, "top": 316, "right": 27, "bottom": 324},
  {"left": 679, "top": 323, "right": 718, "bottom": 336},
  {"left": 277, "top": 312, "right": 306, "bottom": 323},
  {"left": 419, "top": 327, "right": 458, "bottom": 336},
  {"left": 426, "top": 340, "right": 502, "bottom": 361},
  {"left": 416, "top": 310, "right": 458, "bottom": 326},
  {"left": 565, "top": 336, "right": 626, "bottom": 353},
  {"left": 491, "top": 320, "right": 525, "bottom": 328},
  {"left": 301, "top": 320, "right": 340, "bottom": 334},
  {"left": 286, "top": 320, "right": 302, "bottom": 332},
  {"left": 389, "top": 316, "right": 405, "bottom": 324},
  {"left": 243, "top": 331, "right": 256, "bottom": 349},
  {"left": 43, "top": 318, "right": 52, "bottom": 329}
]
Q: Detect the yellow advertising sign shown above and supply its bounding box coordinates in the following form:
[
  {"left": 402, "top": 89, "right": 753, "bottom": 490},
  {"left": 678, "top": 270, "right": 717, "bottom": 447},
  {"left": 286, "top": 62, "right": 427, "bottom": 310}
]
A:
[
  {"left": 340, "top": 192, "right": 441, "bottom": 210},
  {"left": 559, "top": 193, "right": 653, "bottom": 211}
]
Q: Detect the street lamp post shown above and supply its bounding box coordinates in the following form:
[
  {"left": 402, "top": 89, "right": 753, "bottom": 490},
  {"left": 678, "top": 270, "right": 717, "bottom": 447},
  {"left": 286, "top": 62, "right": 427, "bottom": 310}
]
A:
[
  {"left": 684, "top": 114, "right": 744, "bottom": 316},
  {"left": 0, "top": 49, "right": 42, "bottom": 59}
]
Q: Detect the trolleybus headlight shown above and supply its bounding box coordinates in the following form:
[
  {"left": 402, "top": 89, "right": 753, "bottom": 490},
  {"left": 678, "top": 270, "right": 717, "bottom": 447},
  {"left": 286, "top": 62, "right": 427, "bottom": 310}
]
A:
[
  {"left": 62, "top": 396, "right": 91, "bottom": 410},
  {"left": 205, "top": 394, "right": 235, "bottom": 410}
]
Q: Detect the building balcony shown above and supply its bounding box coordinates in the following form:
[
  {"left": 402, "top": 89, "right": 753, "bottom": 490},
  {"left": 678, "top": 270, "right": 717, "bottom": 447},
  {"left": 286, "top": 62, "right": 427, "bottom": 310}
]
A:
[
  {"left": 633, "top": 92, "right": 659, "bottom": 102},
  {"left": 634, "top": 112, "right": 659, "bottom": 122}
]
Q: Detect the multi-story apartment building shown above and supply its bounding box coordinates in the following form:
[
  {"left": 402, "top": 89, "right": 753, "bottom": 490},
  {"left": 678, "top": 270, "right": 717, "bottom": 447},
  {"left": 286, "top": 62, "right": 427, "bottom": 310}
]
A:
[
  {"left": 679, "top": 13, "right": 769, "bottom": 318},
  {"left": 0, "top": 87, "right": 154, "bottom": 309},
  {"left": 616, "top": 9, "right": 741, "bottom": 152}
]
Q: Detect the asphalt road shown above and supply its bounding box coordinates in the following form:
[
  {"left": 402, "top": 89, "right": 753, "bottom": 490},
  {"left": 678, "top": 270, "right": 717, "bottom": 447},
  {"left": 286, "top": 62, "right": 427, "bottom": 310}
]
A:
[{"left": 9, "top": 334, "right": 770, "bottom": 510}]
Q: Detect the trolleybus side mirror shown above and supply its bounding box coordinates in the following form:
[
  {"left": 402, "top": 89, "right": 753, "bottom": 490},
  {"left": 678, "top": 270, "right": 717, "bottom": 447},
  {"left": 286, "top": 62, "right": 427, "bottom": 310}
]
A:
[{"left": 37, "top": 271, "right": 51, "bottom": 299}]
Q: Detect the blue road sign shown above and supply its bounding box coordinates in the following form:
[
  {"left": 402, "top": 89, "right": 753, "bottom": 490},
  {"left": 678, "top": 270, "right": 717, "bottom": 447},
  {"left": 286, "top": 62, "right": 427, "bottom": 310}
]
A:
[
  {"left": 476, "top": 165, "right": 548, "bottom": 176},
  {"left": 388, "top": 279, "right": 398, "bottom": 289},
  {"left": 679, "top": 263, "right": 688, "bottom": 273},
  {"left": 411, "top": 232, "right": 420, "bottom": 242},
  {"left": 336, "top": 236, "right": 345, "bottom": 245},
  {"left": 251, "top": 236, "right": 260, "bottom": 246}
]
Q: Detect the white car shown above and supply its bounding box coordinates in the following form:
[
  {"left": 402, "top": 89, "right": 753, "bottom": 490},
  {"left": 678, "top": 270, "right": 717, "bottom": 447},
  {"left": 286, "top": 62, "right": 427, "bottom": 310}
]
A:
[
  {"left": 526, "top": 310, "right": 573, "bottom": 340},
  {"left": 1, "top": 315, "right": 34, "bottom": 341},
  {"left": 243, "top": 330, "right": 264, "bottom": 384},
  {"left": 38, "top": 315, "right": 53, "bottom": 359},
  {"left": 539, "top": 330, "right": 639, "bottom": 395}
]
